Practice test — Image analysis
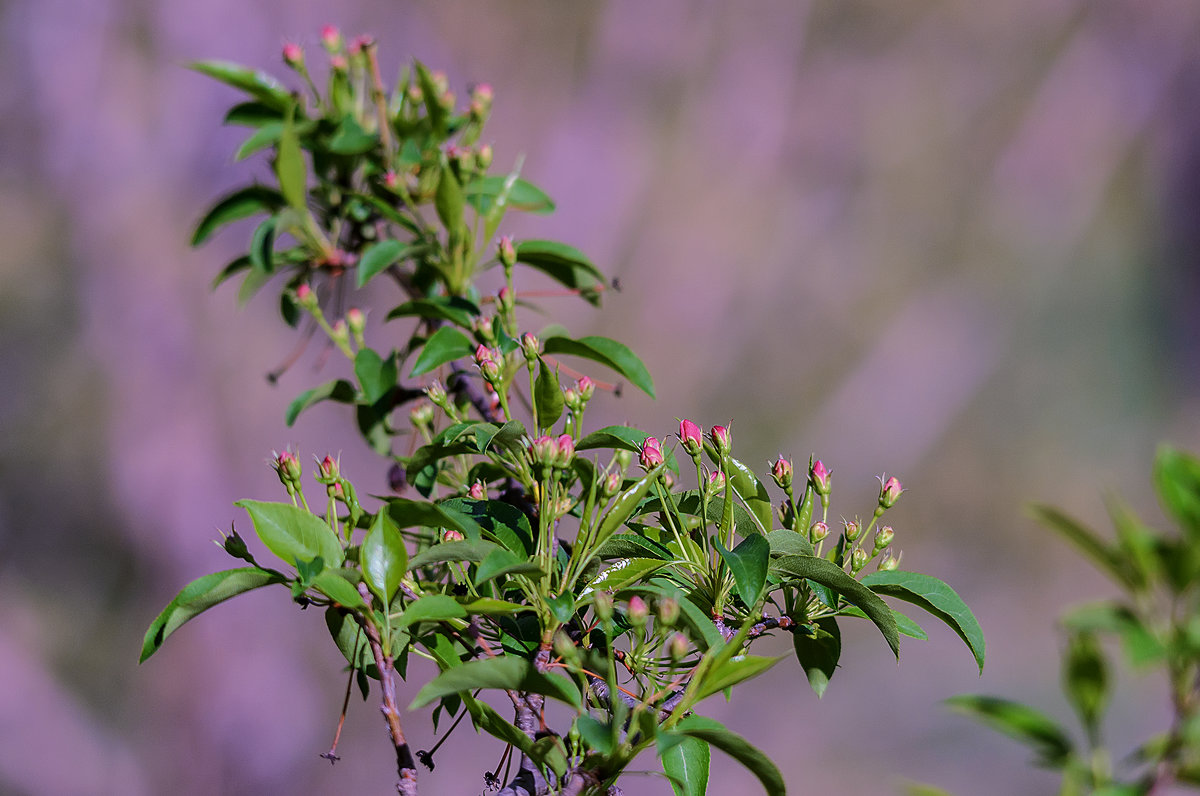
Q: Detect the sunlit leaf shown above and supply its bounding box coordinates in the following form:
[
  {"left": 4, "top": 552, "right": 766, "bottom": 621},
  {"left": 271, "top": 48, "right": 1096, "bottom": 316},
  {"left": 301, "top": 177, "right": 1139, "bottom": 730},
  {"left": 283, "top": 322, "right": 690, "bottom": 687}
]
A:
[
  {"left": 409, "top": 655, "right": 581, "bottom": 709},
  {"left": 409, "top": 326, "right": 475, "bottom": 377},
  {"left": 235, "top": 499, "right": 344, "bottom": 568},
  {"left": 361, "top": 511, "right": 408, "bottom": 604},
  {"left": 860, "top": 570, "right": 985, "bottom": 672},
  {"left": 543, "top": 335, "right": 654, "bottom": 398}
]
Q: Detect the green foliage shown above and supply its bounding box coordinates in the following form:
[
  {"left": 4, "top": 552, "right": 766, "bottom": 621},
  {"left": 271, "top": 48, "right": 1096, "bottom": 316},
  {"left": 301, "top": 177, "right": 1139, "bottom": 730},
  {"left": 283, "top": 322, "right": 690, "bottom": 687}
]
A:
[{"left": 143, "top": 32, "right": 985, "bottom": 796}]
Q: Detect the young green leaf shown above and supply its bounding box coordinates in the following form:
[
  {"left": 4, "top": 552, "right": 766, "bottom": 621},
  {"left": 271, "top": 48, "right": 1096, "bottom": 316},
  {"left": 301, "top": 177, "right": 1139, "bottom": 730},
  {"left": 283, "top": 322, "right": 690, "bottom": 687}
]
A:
[
  {"left": 235, "top": 500, "right": 345, "bottom": 568},
  {"left": 592, "top": 463, "right": 669, "bottom": 553},
  {"left": 772, "top": 555, "right": 899, "bottom": 658},
  {"left": 659, "top": 734, "right": 710, "bottom": 796},
  {"left": 577, "top": 425, "right": 680, "bottom": 473},
  {"left": 188, "top": 60, "right": 292, "bottom": 111},
  {"left": 408, "top": 326, "right": 475, "bottom": 377},
  {"left": 140, "top": 567, "right": 285, "bottom": 662},
  {"left": 409, "top": 655, "right": 581, "bottom": 709},
  {"left": 235, "top": 122, "right": 284, "bottom": 161},
  {"left": 284, "top": 379, "right": 356, "bottom": 426},
  {"left": 312, "top": 570, "right": 366, "bottom": 608},
  {"left": 715, "top": 534, "right": 770, "bottom": 607},
  {"left": 671, "top": 714, "right": 786, "bottom": 796},
  {"left": 534, "top": 360, "right": 564, "bottom": 431},
  {"left": 945, "top": 695, "right": 1075, "bottom": 768},
  {"left": 357, "top": 240, "right": 418, "bottom": 288},
  {"left": 575, "top": 715, "right": 614, "bottom": 756},
  {"left": 386, "top": 296, "right": 479, "bottom": 328},
  {"left": 695, "top": 654, "right": 782, "bottom": 700},
  {"left": 792, "top": 616, "right": 841, "bottom": 697},
  {"left": 192, "top": 185, "right": 284, "bottom": 246},
  {"left": 1062, "top": 631, "right": 1110, "bottom": 743},
  {"left": 514, "top": 240, "right": 605, "bottom": 298},
  {"left": 765, "top": 529, "right": 815, "bottom": 558},
  {"left": 542, "top": 335, "right": 655, "bottom": 398},
  {"left": 722, "top": 456, "right": 774, "bottom": 534},
  {"left": 584, "top": 558, "right": 670, "bottom": 596},
  {"left": 361, "top": 511, "right": 409, "bottom": 604},
  {"left": 396, "top": 594, "right": 468, "bottom": 629},
  {"left": 464, "top": 176, "right": 556, "bottom": 215},
  {"left": 1154, "top": 445, "right": 1200, "bottom": 539},
  {"left": 1060, "top": 602, "right": 1164, "bottom": 666},
  {"left": 462, "top": 693, "right": 534, "bottom": 754},
  {"left": 354, "top": 348, "right": 397, "bottom": 406},
  {"left": 275, "top": 109, "right": 307, "bottom": 212},
  {"left": 860, "top": 570, "right": 985, "bottom": 673},
  {"left": 434, "top": 162, "right": 465, "bottom": 234},
  {"left": 475, "top": 547, "right": 543, "bottom": 585},
  {"left": 1030, "top": 504, "right": 1130, "bottom": 589}
]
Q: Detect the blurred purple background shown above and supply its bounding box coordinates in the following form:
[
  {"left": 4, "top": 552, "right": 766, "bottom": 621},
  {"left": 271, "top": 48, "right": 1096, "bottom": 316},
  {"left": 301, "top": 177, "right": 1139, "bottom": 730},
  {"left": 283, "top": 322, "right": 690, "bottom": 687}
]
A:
[{"left": 4, "top": 1, "right": 1200, "bottom": 793}]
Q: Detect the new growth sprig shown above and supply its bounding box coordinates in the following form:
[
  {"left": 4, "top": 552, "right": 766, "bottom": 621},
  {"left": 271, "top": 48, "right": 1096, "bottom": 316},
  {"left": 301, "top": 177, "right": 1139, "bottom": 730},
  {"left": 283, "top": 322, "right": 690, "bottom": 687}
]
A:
[{"left": 142, "top": 28, "right": 984, "bottom": 796}]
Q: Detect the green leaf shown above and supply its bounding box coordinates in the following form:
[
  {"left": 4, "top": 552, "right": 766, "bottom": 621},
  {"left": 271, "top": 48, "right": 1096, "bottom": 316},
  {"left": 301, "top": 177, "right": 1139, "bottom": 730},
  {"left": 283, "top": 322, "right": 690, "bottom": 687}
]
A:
[
  {"left": 765, "top": 529, "right": 815, "bottom": 557},
  {"left": 434, "top": 162, "right": 464, "bottom": 234},
  {"left": 439, "top": 497, "right": 534, "bottom": 555},
  {"left": 595, "top": 532, "right": 673, "bottom": 561},
  {"left": 235, "top": 500, "right": 344, "bottom": 568},
  {"left": 354, "top": 348, "right": 397, "bottom": 406},
  {"left": 357, "top": 240, "right": 417, "bottom": 288},
  {"left": 1061, "top": 601, "right": 1164, "bottom": 666},
  {"left": 772, "top": 555, "right": 899, "bottom": 658},
  {"left": 534, "top": 360, "right": 564, "bottom": 431},
  {"left": 584, "top": 558, "right": 670, "bottom": 596},
  {"left": 386, "top": 296, "right": 478, "bottom": 328},
  {"left": 514, "top": 240, "right": 605, "bottom": 299},
  {"left": 575, "top": 715, "right": 614, "bottom": 755},
  {"left": 464, "top": 176, "right": 556, "bottom": 215},
  {"left": 945, "top": 695, "right": 1075, "bottom": 768},
  {"left": 248, "top": 217, "right": 276, "bottom": 275},
  {"left": 462, "top": 693, "right": 534, "bottom": 754},
  {"left": 1062, "top": 631, "right": 1110, "bottom": 742},
  {"left": 141, "top": 567, "right": 285, "bottom": 662},
  {"left": 328, "top": 114, "right": 377, "bottom": 155},
  {"left": 414, "top": 61, "right": 448, "bottom": 137},
  {"left": 396, "top": 594, "right": 467, "bottom": 629},
  {"left": 409, "top": 326, "right": 476, "bottom": 377},
  {"left": 312, "top": 570, "right": 366, "bottom": 608},
  {"left": 284, "top": 379, "right": 356, "bottom": 426},
  {"left": 671, "top": 714, "right": 785, "bottom": 796},
  {"left": 192, "top": 185, "right": 284, "bottom": 246},
  {"left": 577, "top": 425, "right": 679, "bottom": 473},
  {"left": 696, "top": 654, "right": 782, "bottom": 700},
  {"left": 722, "top": 456, "right": 774, "bottom": 534},
  {"left": 409, "top": 655, "right": 581, "bottom": 709},
  {"left": 275, "top": 109, "right": 307, "bottom": 212},
  {"left": 361, "top": 511, "right": 408, "bottom": 604},
  {"left": 1030, "top": 504, "right": 1129, "bottom": 588},
  {"left": 792, "top": 616, "right": 840, "bottom": 697},
  {"left": 234, "top": 122, "right": 284, "bottom": 161},
  {"left": 475, "top": 548, "right": 543, "bottom": 585},
  {"left": 325, "top": 606, "right": 372, "bottom": 671},
  {"left": 188, "top": 60, "right": 292, "bottom": 111},
  {"left": 841, "top": 605, "right": 928, "bottom": 640},
  {"left": 542, "top": 335, "right": 655, "bottom": 398},
  {"left": 387, "top": 498, "right": 481, "bottom": 539},
  {"left": 660, "top": 734, "right": 710, "bottom": 796},
  {"left": 408, "top": 539, "right": 504, "bottom": 569},
  {"left": 1154, "top": 445, "right": 1200, "bottom": 539},
  {"left": 457, "top": 597, "right": 532, "bottom": 617},
  {"left": 592, "top": 463, "right": 670, "bottom": 553},
  {"left": 860, "top": 570, "right": 985, "bottom": 673},
  {"left": 224, "top": 101, "right": 282, "bottom": 127},
  {"left": 715, "top": 534, "right": 770, "bottom": 606}
]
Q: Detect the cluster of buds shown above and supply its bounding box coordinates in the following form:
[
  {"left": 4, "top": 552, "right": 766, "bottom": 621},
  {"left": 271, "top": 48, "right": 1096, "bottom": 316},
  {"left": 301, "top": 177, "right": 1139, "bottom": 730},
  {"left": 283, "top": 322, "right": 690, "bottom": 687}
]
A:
[
  {"left": 527, "top": 434, "right": 575, "bottom": 473},
  {"left": 639, "top": 437, "right": 664, "bottom": 470},
  {"left": 563, "top": 376, "right": 595, "bottom": 414},
  {"left": 272, "top": 450, "right": 304, "bottom": 497},
  {"left": 678, "top": 419, "right": 703, "bottom": 458},
  {"left": 315, "top": 454, "right": 346, "bottom": 500},
  {"left": 474, "top": 344, "right": 503, "bottom": 386}
]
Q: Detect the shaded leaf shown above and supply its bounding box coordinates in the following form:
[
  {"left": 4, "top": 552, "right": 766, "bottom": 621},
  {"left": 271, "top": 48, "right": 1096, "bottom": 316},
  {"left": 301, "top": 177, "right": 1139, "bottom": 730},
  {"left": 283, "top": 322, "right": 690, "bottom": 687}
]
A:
[
  {"left": 715, "top": 534, "right": 770, "bottom": 607},
  {"left": 284, "top": 379, "right": 356, "bottom": 426},
  {"left": 409, "top": 655, "right": 581, "bottom": 709},
  {"left": 671, "top": 715, "right": 785, "bottom": 796},
  {"left": 792, "top": 616, "right": 840, "bottom": 697},
  {"left": 275, "top": 110, "right": 307, "bottom": 212},
  {"left": 945, "top": 695, "right": 1074, "bottom": 768},
  {"left": 543, "top": 335, "right": 654, "bottom": 398},
  {"left": 386, "top": 296, "right": 478, "bottom": 328},
  {"left": 475, "top": 548, "right": 543, "bottom": 585},
  {"left": 357, "top": 240, "right": 417, "bottom": 288},
  {"left": 354, "top": 348, "right": 397, "bottom": 406},
  {"left": 772, "top": 555, "right": 898, "bottom": 658},
  {"left": 1154, "top": 445, "right": 1200, "bottom": 539},
  {"left": 514, "top": 239, "right": 605, "bottom": 300},
  {"left": 192, "top": 185, "right": 284, "bottom": 246},
  {"left": 465, "top": 176, "right": 555, "bottom": 215},
  {"left": 765, "top": 529, "right": 815, "bottom": 558},
  {"left": 409, "top": 326, "right": 476, "bottom": 377},
  {"left": 396, "top": 595, "right": 467, "bottom": 629},
  {"left": 534, "top": 360, "right": 564, "bottom": 431},
  {"left": 313, "top": 570, "right": 366, "bottom": 608},
  {"left": 1031, "top": 504, "right": 1129, "bottom": 588},
  {"left": 1062, "top": 631, "right": 1110, "bottom": 742},
  {"left": 659, "top": 734, "right": 710, "bottom": 796}
]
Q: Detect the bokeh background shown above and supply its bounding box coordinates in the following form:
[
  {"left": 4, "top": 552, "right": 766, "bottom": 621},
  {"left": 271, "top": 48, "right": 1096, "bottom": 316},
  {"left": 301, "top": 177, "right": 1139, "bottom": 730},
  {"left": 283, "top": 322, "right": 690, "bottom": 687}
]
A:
[{"left": 4, "top": 1, "right": 1200, "bottom": 793}]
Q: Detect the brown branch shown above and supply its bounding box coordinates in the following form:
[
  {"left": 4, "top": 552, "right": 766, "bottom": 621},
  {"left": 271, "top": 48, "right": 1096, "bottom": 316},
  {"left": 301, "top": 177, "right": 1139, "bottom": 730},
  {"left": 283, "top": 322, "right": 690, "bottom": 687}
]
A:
[{"left": 356, "top": 582, "right": 419, "bottom": 796}]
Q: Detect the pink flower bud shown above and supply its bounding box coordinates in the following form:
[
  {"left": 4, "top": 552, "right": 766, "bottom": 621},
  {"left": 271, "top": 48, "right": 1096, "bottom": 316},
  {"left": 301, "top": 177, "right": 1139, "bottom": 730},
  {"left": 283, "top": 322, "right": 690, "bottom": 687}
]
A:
[
  {"left": 273, "top": 450, "right": 303, "bottom": 487},
  {"left": 442, "top": 529, "right": 464, "bottom": 543},
  {"left": 810, "top": 459, "right": 831, "bottom": 496},
  {"left": 627, "top": 596, "right": 649, "bottom": 624},
  {"left": 668, "top": 631, "right": 689, "bottom": 662},
  {"left": 477, "top": 144, "right": 493, "bottom": 170},
  {"left": 563, "top": 387, "right": 581, "bottom": 413},
  {"left": 349, "top": 34, "right": 372, "bottom": 55},
  {"left": 320, "top": 25, "right": 342, "bottom": 51},
  {"left": 479, "top": 358, "right": 501, "bottom": 384},
  {"left": 520, "top": 332, "right": 540, "bottom": 361},
  {"left": 528, "top": 435, "right": 556, "bottom": 466},
  {"left": 874, "top": 525, "right": 894, "bottom": 550},
  {"left": 809, "top": 520, "right": 829, "bottom": 543},
  {"left": 770, "top": 455, "right": 793, "bottom": 489},
  {"left": 576, "top": 376, "right": 595, "bottom": 403},
  {"left": 639, "top": 436, "right": 664, "bottom": 470},
  {"left": 295, "top": 283, "right": 317, "bottom": 309},
  {"left": 498, "top": 236, "right": 516, "bottom": 268},
  {"left": 678, "top": 419, "right": 703, "bottom": 456},
  {"left": 554, "top": 434, "right": 575, "bottom": 467},
  {"left": 330, "top": 55, "right": 348, "bottom": 72},
  {"left": 601, "top": 471, "right": 622, "bottom": 498},
  {"left": 383, "top": 170, "right": 399, "bottom": 189},
  {"left": 878, "top": 476, "right": 903, "bottom": 509},
  {"left": 497, "top": 287, "right": 513, "bottom": 314},
  {"left": 329, "top": 319, "right": 349, "bottom": 345},
  {"left": 657, "top": 597, "right": 680, "bottom": 627},
  {"left": 319, "top": 454, "right": 339, "bottom": 480},
  {"left": 710, "top": 425, "right": 731, "bottom": 455},
  {"left": 707, "top": 470, "right": 726, "bottom": 493},
  {"left": 843, "top": 519, "right": 861, "bottom": 542},
  {"left": 468, "top": 481, "right": 486, "bottom": 500},
  {"left": 473, "top": 315, "right": 495, "bottom": 344},
  {"left": 282, "top": 42, "right": 303, "bottom": 66},
  {"left": 409, "top": 402, "right": 434, "bottom": 428},
  {"left": 473, "top": 343, "right": 493, "bottom": 365},
  {"left": 345, "top": 307, "right": 365, "bottom": 335}
]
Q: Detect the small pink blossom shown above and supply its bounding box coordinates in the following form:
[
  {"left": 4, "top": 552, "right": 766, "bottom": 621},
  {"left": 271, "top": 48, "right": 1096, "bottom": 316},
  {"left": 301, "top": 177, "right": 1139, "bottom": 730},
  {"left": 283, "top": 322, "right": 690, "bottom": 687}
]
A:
[
  {"left": 282, "top": 42, "right": 303, "bottom": 66},
  {"left": 320, "top": 25, "right": 341, "bottom": 50},
  {"left": 710, "top": 425, "right": 731, "bottom": 455},
  {"left": 678, "top": 419, "right": 703, "bottom": 456},
  {"left": 468, "top": 482, "right": 486, "bottom": 500},
  {"left": 810, "top": 459, "right": 831, "bottom": 495},
  {"left": 639, "top": 436, "right": 664, "bottom": 470},
  {"left": 878, "top": 476, "right": 904, "bottom": 509},
  {"left": 770, "top": 455, "right": 793, "bottom": 489}
]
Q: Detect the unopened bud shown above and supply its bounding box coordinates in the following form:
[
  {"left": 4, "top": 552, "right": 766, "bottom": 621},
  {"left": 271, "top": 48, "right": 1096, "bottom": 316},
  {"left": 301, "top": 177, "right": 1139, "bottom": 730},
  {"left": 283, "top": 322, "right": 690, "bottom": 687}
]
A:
[
  {"left": 442, "top": 528, "right": 464, "bottom": 543},
  {"left": 346, "top": 307, "right": 365, "bottom": 338},
  {"left": 318, "top": 454, "right": 339, "bottom": 481},
  {"left": 320, "top": 25, "right": 342, "bottom": 51},
  {"left": 473, "top": 315, "right": 496, "bottom": 344},
  {"left": 874, "top": 525, "right": 894, "bottom": 551},
  {"left": 498, "top": 236, "right": 516, "bottom": 269},
  {"left": 678, "top": 419, "right": 703, "bottom": 457},
  {"left": 496, "top": 287, "right": 514, "bottom": 314},
  {"left": 809, "top": 520, "right": 829, "bottom": 543},
  {"left": 660, "top": 471, "right": 675, "bottom": 489},
  {"left": 295, "top": 283, "right": 318, "bottom": 310},
  {"left": 554, "top": 434, "right": 575, "bottom": 468},
  {"left": 329, "top": 319, "right": 349, "bottom": 348},
  {"left": 425, "top": 380, "right": 448, "bottom": 408},
  {"left": 383, "top": 170, "right": 400, "bottom": 189},
  {"left": 842, "top": 519, "right": 861, "bottom": 542},
  {"left": 810, "top": 460, "right": 831, "bottom": 496},
  {"left": 576, "top": 376, "right": 595, "bottom": 403},
  {"left": 528, "top": 435, "right": 556, "bottom": 467},
  {"left": 406, "top": 84, "right": 423, "bottom": 105},
  {"left": 668, "top": 632, "right": 689, "bottom": 663},
  {"left": 639, "top": 437, "right": 664, "bottom": 470},
  {"left": 878, "top": 476, "right": 904, "bottom": 510},
  {"left": 770, "top": 456, "right": 793, "bottom": 490},
  {"left": 282, "top": 42, "right": 303, "bottom": 67},
  {"left": 274, "top": 450, "right": 303, "bottom": 489},
  {"left": 657, "top": 597, "right": 680, "bottom": 627},
  {"left": 710, "top": 425, "right": 732, "bottom": 456},
  {"left": 707, "top": 470, "right": 726, "bottom": 493},
  {"left": 593, "top": 591, "right": 613, "bottom": 622},
  {"left": 600, "top": 471, "right": 622, "bottom": 499},
  {"left": 563, "top": 387, "right": 582, "bottom": 413},
  {"left": 477, "top": 143, "right": 493, "bottom": 170},
  {"left": 627, "top": 596, "right": 649, "bottom": 624},
  {"left": 469, "top": 83, "right": 493, "bottom": 119},
  {"left": 468, "top": 481, "right": 486, "bottom": 500},
  {"left": 330, "top": 54, "right": 348, "bottom": 72},
  {"left": 878, "top": 554, "right": 899, "bottom": 571},
  {"left": 520, "top": 332, "right": 540, "bottom": 361},
  {"left": 553, "top": 630, "right": 577, "bottom": 662},
  {"left": 409, "top": 402, "right": 434, "bottom": 429},
  {"left": 851, "top": 546, "right": 868, "bottom": 573}
]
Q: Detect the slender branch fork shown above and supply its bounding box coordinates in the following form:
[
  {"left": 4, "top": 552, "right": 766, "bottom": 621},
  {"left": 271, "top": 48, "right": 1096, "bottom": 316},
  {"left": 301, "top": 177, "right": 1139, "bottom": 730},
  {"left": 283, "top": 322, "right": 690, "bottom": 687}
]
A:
[{"left": 357, "top": 582, "right": 419, "bottom": 796}]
